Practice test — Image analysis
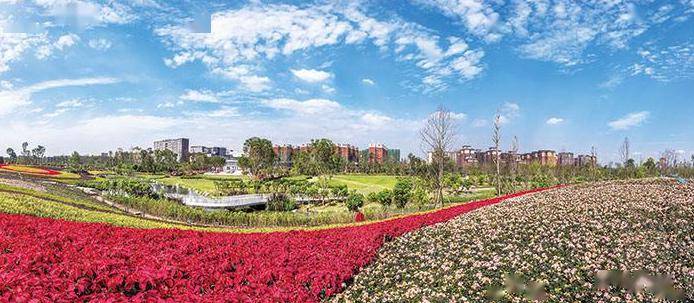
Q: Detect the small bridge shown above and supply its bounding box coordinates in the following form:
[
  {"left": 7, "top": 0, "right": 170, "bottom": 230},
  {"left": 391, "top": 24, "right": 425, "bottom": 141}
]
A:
[
  {"left": 166, "top": 193, "right": 272, "bottom": 209},
  {"left": 164, "top": 192, "right": 346, "bottom": 209}
]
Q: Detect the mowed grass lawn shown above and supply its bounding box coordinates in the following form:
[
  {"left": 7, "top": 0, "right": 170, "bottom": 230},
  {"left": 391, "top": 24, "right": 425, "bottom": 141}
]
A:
[{"left": 327, "top": 175, "right": 402, "bottom": 194}]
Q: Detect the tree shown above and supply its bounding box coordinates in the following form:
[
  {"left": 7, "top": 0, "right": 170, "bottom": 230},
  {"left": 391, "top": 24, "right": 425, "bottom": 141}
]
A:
[
  {"left": 68, "top": 151, "right": 81, "bottom": 169},
  {"left": 392, "top": 178, "right": 413, "bottom": 208},
  {"left": 492, "top": 111, "right": 502, "bottom": 196},
  {"left": 20, "top": 142, "right": 30, "bottom": 164},
  {"left": 420, "top": 106, "right": 458, "bottom": 206},
  {"left": 153, "top": 149, "right": 178, "bottom": 173},
  {"left": 6, "top": 148, "right": 17, "bottom": 163},
  {"left": 509, "top": 135, "right": 519, "bottom": 178},
  {"left": 238, "top": 137, "right": 275, "bottom": 180},
  {"left": 31, "top": 145, "right": 46, "bottom": 164},
  {"left": 619, "top": 137, "right": 630, "bottom": 166}
]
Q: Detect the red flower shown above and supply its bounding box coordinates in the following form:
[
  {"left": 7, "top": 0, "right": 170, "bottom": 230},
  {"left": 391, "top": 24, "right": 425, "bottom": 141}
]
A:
[
  {"left": 354, "top": 212, "right": 365, "bottom": 222},
  {"left": 0, "top": 186, "right": 560, "bottom": 302}
]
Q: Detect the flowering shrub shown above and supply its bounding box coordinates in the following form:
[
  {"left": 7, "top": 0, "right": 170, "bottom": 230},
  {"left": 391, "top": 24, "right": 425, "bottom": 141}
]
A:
[
  {"left": 333, "top": 179, "right": 693, "bottom": 302},
  {"left": 0, "top": 186, "right": 557, "bottom": 302}
]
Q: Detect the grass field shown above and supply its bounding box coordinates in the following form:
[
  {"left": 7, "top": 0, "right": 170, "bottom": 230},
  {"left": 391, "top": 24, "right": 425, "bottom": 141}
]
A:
[{"left": 325, "top": 174, "right": 402, "bottom": 194}]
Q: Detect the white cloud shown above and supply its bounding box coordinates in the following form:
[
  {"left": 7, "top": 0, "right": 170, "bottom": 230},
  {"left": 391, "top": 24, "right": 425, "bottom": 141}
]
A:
[
  {"left": 291, "top": 68, "right": 332, "bottom": 83},
  {"left": 510, "top": 1, "right": 648, "bottom": 66},
  {"left": 496, "top": 101, "right": 520, "bottom": 124},
  {"left": 608, "top": 111, "right": 650, "bottom": 130},
  {"left": 362, "top": 78, "right": 375, "bottom": 85},
  {"left": 36, "top": 0, "right": 136, "bottom": 28},
  {"left": 361, "top": 112, "right": 393, "bottom": 125},
  {"left": 413, "top": 0, "right": 500, "bottom": 41},
  {"left": 321, "top": 84, "right": 335, "bottom": 94},
  {"left": 450, "top": 112, "right": 467, "bottom": 120},
  {"left": 35, "top": 33, "right": 80, "bottom": 60},
  {"left": 202, "top": 106, "right": 239, "bottom": 118},
  {"left": 155, "top": 3, "right": 485, "bottom": 91},
  {"left": 631, "top": 43, "right": 694, "bottom": 81},
  {"left": 180, "top": 89, "right": 219, "bottom": 103},
  {"left": 261, "top": 98, "right": 342, "bottom": 115},
  {"left": 88, "top": 38, "right": 112, "bottom": 50},
  {"left": 0, "top": 77, "right": 119, "bottom": 116},
  {"left": 1, "top": 34, "right": 47, "bottom": 72},
  {"left": 55, "top": 98, "right": 84, "bottom": 108},
  {"left": 546, "top": 117, "right": 564, "bottom": 125},
  {"left": 42, "top": 108, "right": 68, "bottom": 118}
]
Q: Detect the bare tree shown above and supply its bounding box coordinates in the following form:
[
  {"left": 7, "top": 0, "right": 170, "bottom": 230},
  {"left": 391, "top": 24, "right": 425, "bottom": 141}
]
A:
[
  {"left": 420, "top": 106, "right": 458, "bottom": 206},
  {"left": 619, "top": 137, "right": 630, "bottom": 166},
  {"left": 590, "top": 145, "right": 597, "bottom": 181},
  {"left": 492, "top": 111, "right": 502, "bottom": 196},
  {"left": 509, "top": 135, "right": 519, "bottom": 175}
]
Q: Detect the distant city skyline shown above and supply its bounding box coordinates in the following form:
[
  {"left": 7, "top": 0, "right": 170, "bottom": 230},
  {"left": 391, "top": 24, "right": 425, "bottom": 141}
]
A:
[{"left": 1, "top": 1, "right": 692, "bottom": 163}]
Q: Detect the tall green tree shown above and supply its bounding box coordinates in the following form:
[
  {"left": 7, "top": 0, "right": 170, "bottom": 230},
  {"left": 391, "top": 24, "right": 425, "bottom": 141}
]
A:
[
  {"left": 6, "top": 148, "right": 17, "bottom": 163},
  {"left": 68, "top": 151, "right": 81, "bottom": 169},
  {"left": 153, "top": 149, "right": 178, "bottom": 173},
  {"left": 238, "top": 137, "right": 276, "bottom": 180}
]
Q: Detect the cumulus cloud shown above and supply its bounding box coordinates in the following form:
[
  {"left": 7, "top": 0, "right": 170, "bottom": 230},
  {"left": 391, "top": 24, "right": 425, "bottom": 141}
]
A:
[
  {"left": 546, "top": 117, "right": 564, "bottom": 125},
  {"left": 291, "top": 68, "right": 332, "bottom": 83},
  {"left": 361, "top": 78, "right": 375, "bottom": 85},
  {"left": 608, "top": 111, "right": 650, "bottom": 130}
]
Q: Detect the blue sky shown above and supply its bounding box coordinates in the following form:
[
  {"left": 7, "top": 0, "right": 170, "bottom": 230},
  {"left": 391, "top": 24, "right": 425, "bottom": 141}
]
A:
[{"left": 1, "top": 0, "right": 692, "bottom": 164}]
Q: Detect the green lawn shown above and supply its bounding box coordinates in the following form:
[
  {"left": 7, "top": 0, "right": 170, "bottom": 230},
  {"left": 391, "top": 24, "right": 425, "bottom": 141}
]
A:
[{"left": 326, "top": 174, "right": 402, "bottom": 194}]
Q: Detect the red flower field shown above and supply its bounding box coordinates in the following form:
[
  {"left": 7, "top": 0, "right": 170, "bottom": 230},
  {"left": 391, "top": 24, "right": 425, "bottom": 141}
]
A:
[
  {"left": 0, "top": 164, "right": 61, "bottom": 176},
  {"left": 0, "top": 186, "right": 560, "bottom": 302}
]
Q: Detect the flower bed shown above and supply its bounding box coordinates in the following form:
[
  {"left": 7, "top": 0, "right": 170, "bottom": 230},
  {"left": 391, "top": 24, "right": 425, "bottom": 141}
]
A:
[
  {"left": 0, "top": 164, "right": 62, "bottom": 176},
  {"left": 333, "top": 179, "right": 693, "bottom": 302},
  {"left": 0, "top": 186, "right": 558, "bottom": 302}
]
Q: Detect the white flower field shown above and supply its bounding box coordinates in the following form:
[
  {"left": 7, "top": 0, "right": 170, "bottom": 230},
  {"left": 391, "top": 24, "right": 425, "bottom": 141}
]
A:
[{"left": 334, "top": 179, "right": 693, "bottom": 302}]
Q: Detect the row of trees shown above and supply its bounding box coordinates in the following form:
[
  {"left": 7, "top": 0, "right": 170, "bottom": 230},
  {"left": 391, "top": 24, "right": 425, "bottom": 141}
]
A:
[{"left": 5, "top": 142, "right": 46, "bottom": 165}]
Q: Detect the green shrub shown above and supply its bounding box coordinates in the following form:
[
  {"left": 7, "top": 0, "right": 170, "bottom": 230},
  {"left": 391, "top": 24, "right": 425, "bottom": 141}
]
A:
[
  {"left": 375, "top": 189, "right": 393, "bottom": 207},
  {"left": 266, "top": 193, "right": 296, "bottom": 211},
  {"left": 392, "top": 179, "right": 413, "bottom": 208},
  {"left": 345, "top": 192, "right": 365, "bottom": 212}
]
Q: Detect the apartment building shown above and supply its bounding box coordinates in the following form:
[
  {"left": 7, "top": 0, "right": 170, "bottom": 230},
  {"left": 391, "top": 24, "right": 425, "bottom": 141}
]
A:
[
  {"left": 190, "top": 146, "right": 228, "bottom": 158},
  {"left": 153, "top": 138, "right": 190, "bottom": 162},
  {"left": 336, "top": 144, "right": 359, "bottom": 163},
  {"left": 368, "top": 144, "right": 388, "bottom": 164},
  {"left": 273, "top": 144, "right": 300, "bottom": 166},
  {"left": 558, "top": 152, "right": 575, "bottom": 166}
]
